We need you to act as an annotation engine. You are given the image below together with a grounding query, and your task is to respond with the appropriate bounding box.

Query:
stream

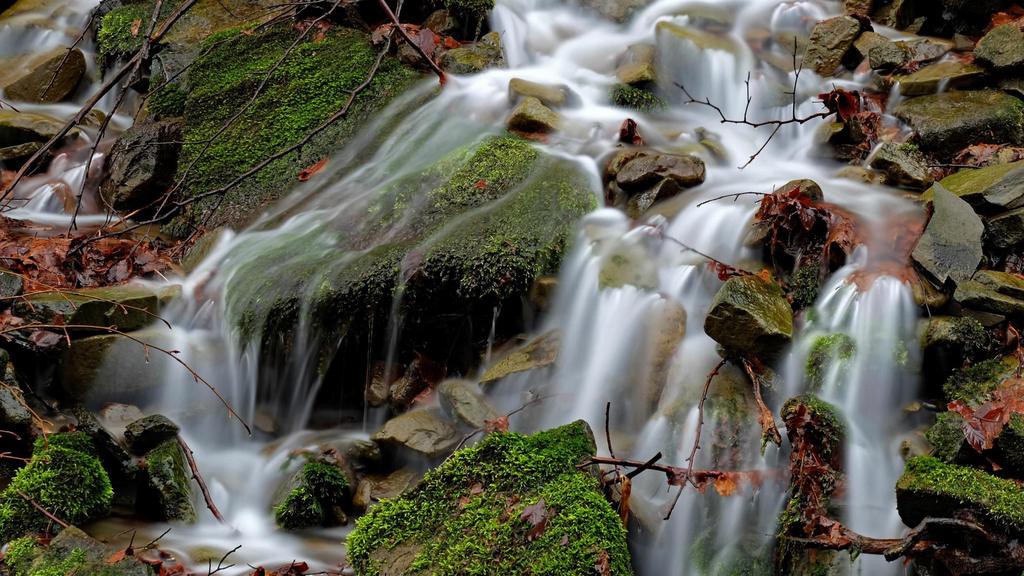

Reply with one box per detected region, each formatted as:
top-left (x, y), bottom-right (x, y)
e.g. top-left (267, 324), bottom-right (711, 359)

top-left (4, 0), bottom-right (928, 574)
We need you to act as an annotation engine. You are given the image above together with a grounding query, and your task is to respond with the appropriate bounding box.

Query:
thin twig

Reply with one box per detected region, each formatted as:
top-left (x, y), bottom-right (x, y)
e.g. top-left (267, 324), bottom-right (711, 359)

top-left (375, 0), bottom-right (445, 82)
top-left (696, 191), bottom-right (768, 207)
top-left (208, 545), bottom-right (241, 575)
top-left (41, 14), bottom-right (95, 100)
top-left (15, 489), bottom-right (70, 530)
top-left (177, 435), bottom-right (226, 523)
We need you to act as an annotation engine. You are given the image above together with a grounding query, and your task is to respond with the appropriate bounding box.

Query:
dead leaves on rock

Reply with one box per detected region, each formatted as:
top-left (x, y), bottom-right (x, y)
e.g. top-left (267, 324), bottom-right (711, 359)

top-left (950, 377), bottom-right (1024, 453)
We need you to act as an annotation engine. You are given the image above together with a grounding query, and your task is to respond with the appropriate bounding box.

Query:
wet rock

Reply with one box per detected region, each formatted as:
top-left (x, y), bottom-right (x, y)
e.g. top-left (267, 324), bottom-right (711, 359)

top-left (802, 16), bottom-right (862, 76)
top-left (347, 421), bottom-right (631, 575)
top-left (372, 409), bottom-right (458, 458)
top-left (925, 159), bottom-right (1024, 212)
top-left (598, 239), bottom-right (659, 289)
top-left (642, 297), bottom-right (686, 408)
top-left (438, 379), bottom-right (499, 428)
top-left (987, 207), bottom-right (1024, 249)
top-left (893, 60), bottom-right (984, 97)
top-left (389, 353), bottom-right (445, 411)
top-left (123, 414), bottom-right (180, 455)
top-left (480, 330), bottom-right (560, 385)
top-left (140, 438), bottom-right (196, 522)
top-left (365, 362), bottom-right (393, 407)
top-left (655, 21), bottom-right (741, 54)
top-left (508, 78), bottom-right (570, 108)
top-left (577, 0), bottom-right (650, 22)
top-left (871, 0), bottom-right (916, 30)
top-left (0, 141), bottom-right (41, 166)
top-left (868, 41), bottom-right (910, 70)
top-left (894, 90), bottom-right (1024, 155)
top-left (101, 119), bottom-right (183, 213)
top-left (850, 30), bottom-right (892, 63)
top-left (528, 276), bottom-right (558, 312)
top-left (14, 526), bottom-right (154, 576)
top-left (994, 414), bottom-right (1024, 476)
top-left (0, 379), bottom-right (30, 429)
top-left (704, 275), bottom-right (793, 359)
top-left (70, 407), bottom-right (138, 491)
top-left (843, 0), bottom-right (873, 15)
top-left (440, 31), bottom-right (504, 74)
top-left (954, 270), bottom-right (1024, 316)
top-left (925, 411), bottom-right (972, 464)
top-left (4, 47), bottom-right (85, 103)
top-left (613, 150), bottom-right (706, 192)
top-left (615, 43), bottom-right (656, 85)
top-left (868, 142), bottom-right (933, 189)
top-left (423, 9), bottom-right (459, 36)
top-left (912, 184), bottom-right (983, 286)
top-left (974, 23), bottom-right (1024, 72)
top-left (896, 456), bottom-right (1024, 532)
top-left (60, 334), bottom-right (161, 401)
top-left (0, 268), bottom-right (22, 299)
top-left (836, 165), bottom-right (886, 185)
top-left (0, 110), bottom-right (74, 147)
top-left (353, 469), bottom-right (419, 509)
top-left (507, 96), bottom-right (560, 134)
top-left (14, 284), bottom-right (160, 333)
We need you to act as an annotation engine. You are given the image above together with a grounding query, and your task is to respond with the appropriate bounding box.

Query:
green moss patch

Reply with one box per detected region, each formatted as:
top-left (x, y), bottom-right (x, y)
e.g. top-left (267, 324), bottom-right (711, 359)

top-left (781, 394), bottom-right (845, 459)
top-left (346, 421), bottom-right (632, 575)
top-left (943, 356), bottom-right (1018, 405)
top-left (610, 83), bottom-right (666, 112)
top-left (925, 411), bottom-right (968, 463)
top-left (168, 22), bottom-right (421, 233)
top-left (274, 460), bottom-right (350, 529)
top-left (0, 433), bottom-right (112, 543)
top-left (897, 456), bottom-right (1024, 531)
top-left (804, 333), bottom-right (855, 392)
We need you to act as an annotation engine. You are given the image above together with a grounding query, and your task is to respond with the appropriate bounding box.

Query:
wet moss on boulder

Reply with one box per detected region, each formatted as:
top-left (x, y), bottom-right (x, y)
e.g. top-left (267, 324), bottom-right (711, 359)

top-left (346, 421), bottom-right (632, 575)
top-left (0, 433), bottom-right (112, 543)
top-left (274, 459), bottom-right (351, 529)
top-left (896, 456), bottom-right (1024, 532)
top-left (167, 22), bottom-right (422, 233)
top-left (2, 527), bottom-right (155, 576)
top-left (139, 439), bottom-right (196, 523)
top-left (704, 274), bottom-right (794, 360)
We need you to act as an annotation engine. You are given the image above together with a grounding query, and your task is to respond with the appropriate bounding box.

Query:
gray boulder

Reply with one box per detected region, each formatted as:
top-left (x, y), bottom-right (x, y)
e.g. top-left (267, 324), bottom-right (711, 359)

top-left (987, 207), bottom-right (1024, 249)
top-left (912, 184), bottom-right (984, 286)
top-left (101, 119), bottom-right (183, 213)
top-left (124, 414), bottom-right (181, 455)
top-left (894, 90), bottom-right (1024, 155)
top-left (975, 23), bottom-right (1024, 72)
top-left (868, 143), bottom-right (933, 189)
top-left (372, 409), bottom-right (458, 458)
top-left (803, 16), bottom-right (862, 76)
top-left (438, 379), bottom-right (500, 428)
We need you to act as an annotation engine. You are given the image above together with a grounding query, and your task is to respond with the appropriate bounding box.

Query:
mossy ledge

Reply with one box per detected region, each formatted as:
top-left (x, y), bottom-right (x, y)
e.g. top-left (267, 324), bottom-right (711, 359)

top-left (345, 421), bottom-right (633, 575)
top-left (0, 433), bottom-right (113, 544)
top-left (896, 456), bottom-right (1024, 532)
top-left (166, 21), bottom-right (422, 233)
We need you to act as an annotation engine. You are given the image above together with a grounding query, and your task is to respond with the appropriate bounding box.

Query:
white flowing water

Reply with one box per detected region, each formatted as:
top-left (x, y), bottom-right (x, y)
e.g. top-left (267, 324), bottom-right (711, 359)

top-left (4, 0), bottom-right (931, 573)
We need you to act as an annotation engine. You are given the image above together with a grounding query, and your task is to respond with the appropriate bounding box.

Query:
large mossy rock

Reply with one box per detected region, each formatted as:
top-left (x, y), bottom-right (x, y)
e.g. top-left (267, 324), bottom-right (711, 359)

top-left (704, 275), bottom-right (793, 359)
top-left (2, 527), bottom-right (154, 576)
top-left (13, 285), bottom-right (161, 333)
top-left (894, 91), bottom-right (1024, 156)
top-left (0, 433), bottom-right (112, 543)
top-left (923, 160), bottom-right (1024, 213)
top-left (166, 22), bottom-right (422, 234)
top-left (224, 135), bottom-right (595, 388)
top-left (273, 457), bottom-right (351, 529)
top-left (897, 456), bottom-right (1024, 532)
top-left (347, 421), bottom-right (632, 575)
top-left (139, 438), bottom-right (196, 522)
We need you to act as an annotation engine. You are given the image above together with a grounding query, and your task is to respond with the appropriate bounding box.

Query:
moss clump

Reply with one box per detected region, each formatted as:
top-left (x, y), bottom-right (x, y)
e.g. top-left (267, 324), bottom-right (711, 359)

top-left (346, 421), bottom-right (632, 575)
top-left (0, 433), bottom-right (112, 543)
top-left (142, 439), bottom-right (196, 522)
top-left (25, 548), bottom-right (87, 576)
top-left (949, 317), bottom-right (990, 359)
top-left (168, 23), bottom-right (421, 233)
top-left (2, 537), bottom-right (40, 575)
top-left (897, 456), bottom-right (1024, 531)
top-left (147, 82), bottom-right (187, 118)
top-left (790, 262), bottom-right (821, 310)
top-left (781, 395), bottom-right (845, 459)
top-left (925, 411), bottom-right (967, 463)
top-left (943, 357), bottom-right (1016, 405)
top-left (804, 333), bottom-right (855, 391)
top-left (274, 460), bottom-right (350, 529)
top-left (96, 4), bottom-right (150, 66)
top-left (610, 83), bottom-right (665, 112)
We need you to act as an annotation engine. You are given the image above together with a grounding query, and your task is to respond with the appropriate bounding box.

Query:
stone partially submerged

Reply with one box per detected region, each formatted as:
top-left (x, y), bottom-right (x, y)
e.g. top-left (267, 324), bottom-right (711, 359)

top-left (347, 421), bottom-right (632, 575)
top-left (894, 91), bottom-right (1024, 155)
top-left (704, 275), bottom-right (793, 359)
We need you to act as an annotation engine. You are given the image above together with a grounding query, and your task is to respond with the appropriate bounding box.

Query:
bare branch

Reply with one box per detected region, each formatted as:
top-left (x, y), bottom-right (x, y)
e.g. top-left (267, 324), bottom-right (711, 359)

top-left (177, 435), bottom-right (227, 524)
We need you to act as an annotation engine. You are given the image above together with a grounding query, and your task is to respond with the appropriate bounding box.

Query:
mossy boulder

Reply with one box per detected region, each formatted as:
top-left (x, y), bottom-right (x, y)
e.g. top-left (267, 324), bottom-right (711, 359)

top-left (123, 414), bottom-right (180, 455)
top-left (346, 421), bottom-right (632, 575)
top-left (954, 269), bottom-right (1024, 317)
top-left (943, 355), bottom-right (1019, 405)
top-left (167, 22), bottom-right (422, 233)
top-left (781, 394), bottom-right (845, 459)
top-left (923, 159), bottom-right (1024, 213)
top-left (896, 456), bottom-right (1024, 532)
top-left (925, 411), bottom-right (971, 464)
top-left (0, 433), bottom-right (113, 543)
top-left (224, 134), bottom-right (595, 394)
top-left (13, 285), bottom-right (160, 334)
top-left (867, 142), bottom-right (933, 189)
top-left (439, 31), bottom-right (504, 74)
top-left (2, 527), bottom-right (154, 576)
top-left (891, 60), bottom-right (984, 97)
top-left (139, 439), bottom-right (195, 522)
top-left (994, 414), bottom-right (1024, 476)
top-left (986, 206), bottom-right (1024, 249)
top-left (274, 458), bottom-right (351, 529)
top-left (704, 275), bottom-right (793, 359)
top-left (894, 91), bottom-right (1024, 156)
top-left (610, 84), bottom-right (665, 112)
top-left (974, 23), bottom-right (1024, 72)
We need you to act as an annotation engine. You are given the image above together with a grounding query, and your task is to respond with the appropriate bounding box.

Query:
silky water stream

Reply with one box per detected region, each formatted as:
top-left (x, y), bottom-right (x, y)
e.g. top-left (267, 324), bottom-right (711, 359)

top-left (9, 0), bottom-right (930, 573)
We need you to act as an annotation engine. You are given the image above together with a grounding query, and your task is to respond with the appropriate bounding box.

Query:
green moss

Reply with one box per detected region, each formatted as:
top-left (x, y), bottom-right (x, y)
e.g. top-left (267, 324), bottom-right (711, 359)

top-left (440, 0), bottom-right (494, 31)
top-left (274, 460), bottom-right (350, 529)
top-left (147, 82), bottom-right (187, 118)
top-left (790, 262), bottom-right (821, 310)
top-left (804, 333), bottom-right (855, 392)
top-left (143, 439), bottom-right (196, 522)
top-left (97, 4), bottom-right (150, 65)
top-left (26, 548), bottom-right (87, 576)
top-left (949, 317), bottom-right (990, 359)
top-left (0, 433), bottom-right (112, 543)
top-left (346, 421), bottom-right (632, 575)
top-left (169, 23), bottom-right (421, 233)
top-left (781, 394), bottom-right (845, 458)
top-left (925, 411), bottom-right (967, 463)
top-left (610, 83), bottom-right (666, 112)
top-left (897, 456), bottom-right (1024, 530)
top-left (995, 414), bottom-right (1024, 473)
top-left (3, 537), bottom-right (40, 576)
top-left (943, 357), bottom-right (1016, 405)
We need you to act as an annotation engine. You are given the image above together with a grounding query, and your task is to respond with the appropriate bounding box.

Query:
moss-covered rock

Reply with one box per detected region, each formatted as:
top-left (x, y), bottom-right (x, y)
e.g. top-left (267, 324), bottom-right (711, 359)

top-left (139, 439), bottom-right (195, 522)
top-left (3, 527), bottom-right (154, 576)
top-left (804, 333), bottom-right (855, 392)
top-left (954, 269), bottom-right (1024, 317)
top-left (704, 275), bottom-right (793, 360)
top-left (974, 23), bottom-right (1024, 72)
top-left (610, 83), bottom-right (665, 112)
top-left (896, 455), bottom-right (1024, 531)
top-left (167, 22), bottom-right (422, 233)
top-left (943, 355), bottom-right (1018, 405)
top-left (894, 91), bottom-right (1024, 156)
top-left (225, 134), bottom-right (594, 393)
top-left (923, 159), bottom-right (1024, 213)
top-left (994, 414), bottom-right (1024, 476)
top-left (0, 433), bottom-right (113, 543)
top-left (925, 411), bottom-right (970, 463)
top-left (781, 394), bottom-right (845, 460)
top-left (13, 285), bottom-right (160, 334)
top-left (274, 459), bottom-right (350, 529)
top-left (346, 421), bottom-right (631, 575)
top-left (440, 31), bottom-right (504, 74)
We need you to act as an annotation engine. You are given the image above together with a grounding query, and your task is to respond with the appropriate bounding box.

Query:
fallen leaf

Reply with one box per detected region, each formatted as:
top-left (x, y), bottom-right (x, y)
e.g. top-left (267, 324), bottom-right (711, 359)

top-left (298, 158), bottom-right (328, 182)
top-left (130, 18), bottom-right (142, 37)
top-left (519, 498), bottom-right (550, 541)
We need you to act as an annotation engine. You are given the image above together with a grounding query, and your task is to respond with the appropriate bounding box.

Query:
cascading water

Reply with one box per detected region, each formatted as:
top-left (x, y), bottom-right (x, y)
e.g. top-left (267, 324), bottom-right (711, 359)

top-left (14, 0), bottom-right (934, 573)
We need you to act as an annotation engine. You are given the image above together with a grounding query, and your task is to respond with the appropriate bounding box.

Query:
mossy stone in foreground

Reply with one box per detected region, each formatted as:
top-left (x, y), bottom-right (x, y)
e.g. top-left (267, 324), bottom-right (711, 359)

top-left (274, 460), bottom-right (350, 529)
top-left (704, 275), bottom-right (793, 360)
top-left (346, 421), bottom-right (632, 575)
top-left (896, 456), bottom-right (1024, 531)
top-left (0, 433), bottom-right (112, 543)
top-left (894, 91), bottom-right (1024, 156)
top-left (168, 22), bottom-right (421, 233)
top-left (942, 356), bottom-right (1018, 405)
top-left (140, 439), bottom-right (196, 523)
top-left (3, 527), bottom-right (154, 576)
